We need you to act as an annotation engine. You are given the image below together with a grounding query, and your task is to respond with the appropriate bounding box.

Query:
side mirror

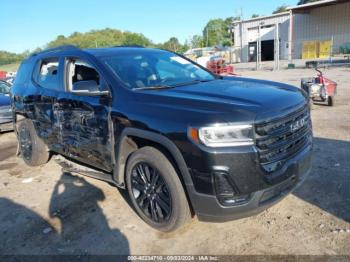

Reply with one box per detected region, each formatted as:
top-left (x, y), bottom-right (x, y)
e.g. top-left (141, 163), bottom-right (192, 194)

top-left (71, 80), bottom-right (110, 97)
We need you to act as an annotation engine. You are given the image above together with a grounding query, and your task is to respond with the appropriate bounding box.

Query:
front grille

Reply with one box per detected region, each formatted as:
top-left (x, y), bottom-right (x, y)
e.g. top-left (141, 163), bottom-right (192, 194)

top-left (255, 105), bottom-right (312, 173)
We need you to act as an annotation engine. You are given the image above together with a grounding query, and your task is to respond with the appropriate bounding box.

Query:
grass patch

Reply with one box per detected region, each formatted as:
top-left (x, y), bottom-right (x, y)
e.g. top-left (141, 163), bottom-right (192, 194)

top-left (0, 63), bottom-right (20, 72)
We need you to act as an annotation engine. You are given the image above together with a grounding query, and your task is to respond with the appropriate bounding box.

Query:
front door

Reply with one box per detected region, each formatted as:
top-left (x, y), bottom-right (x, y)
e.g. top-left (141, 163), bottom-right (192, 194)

top-left (54, 57), bottom-right (112, 172)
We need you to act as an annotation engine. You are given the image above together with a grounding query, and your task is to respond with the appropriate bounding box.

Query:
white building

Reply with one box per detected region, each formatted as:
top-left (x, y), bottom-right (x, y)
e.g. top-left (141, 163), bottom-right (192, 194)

top-left (233, 12), bottom-right (290, 63)
top-left (232, 0), bottom-right (350, 63)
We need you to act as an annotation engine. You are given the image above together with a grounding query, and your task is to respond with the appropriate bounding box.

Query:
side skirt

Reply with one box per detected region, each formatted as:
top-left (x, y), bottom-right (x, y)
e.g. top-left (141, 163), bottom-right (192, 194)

top-left (54, 155), bottom-right (118, 186)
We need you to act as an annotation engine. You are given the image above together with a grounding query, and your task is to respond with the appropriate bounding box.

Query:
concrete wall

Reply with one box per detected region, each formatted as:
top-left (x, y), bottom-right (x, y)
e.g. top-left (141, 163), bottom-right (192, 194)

top-left (292, 1), bottom-right (350, 59)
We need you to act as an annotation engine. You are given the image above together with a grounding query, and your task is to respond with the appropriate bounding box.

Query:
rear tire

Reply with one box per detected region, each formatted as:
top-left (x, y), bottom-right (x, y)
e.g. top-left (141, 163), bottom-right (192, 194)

top-left (17, 119), bottom-right (50, 166)
top-left (327, 96), bottom-right (335, 106)
top-left (125, 147), bottom-right (191, 232)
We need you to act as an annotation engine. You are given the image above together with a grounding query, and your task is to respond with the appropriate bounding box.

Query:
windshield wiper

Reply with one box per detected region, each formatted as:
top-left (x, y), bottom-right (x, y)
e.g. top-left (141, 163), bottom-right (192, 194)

top-left (197, 79), bottom-right (215, 83)
top-left (133, 85), bottom-right (173, 91)
top-left (134, 79), bottom-right (215, 90)
top-left (170, 79), bottom-right (215, 88)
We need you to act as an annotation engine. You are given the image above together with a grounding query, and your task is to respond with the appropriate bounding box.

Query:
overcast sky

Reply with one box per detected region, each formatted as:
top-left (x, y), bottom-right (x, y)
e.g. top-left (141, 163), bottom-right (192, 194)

top-left (2, 0), bottom-right (297, 53)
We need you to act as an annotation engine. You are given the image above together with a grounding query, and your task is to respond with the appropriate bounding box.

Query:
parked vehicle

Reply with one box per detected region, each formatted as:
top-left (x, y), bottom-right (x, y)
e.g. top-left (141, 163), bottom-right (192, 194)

top-left (0, 71), bottom-right (7, 80)
top-left (11, 45), bottom-right (313, 232)
top-left (301, 69), bottom-right (337, 106)
top-left (0, 80), bottom-right (13, 132)
top-left (4, 76), bottom-right (16, 85)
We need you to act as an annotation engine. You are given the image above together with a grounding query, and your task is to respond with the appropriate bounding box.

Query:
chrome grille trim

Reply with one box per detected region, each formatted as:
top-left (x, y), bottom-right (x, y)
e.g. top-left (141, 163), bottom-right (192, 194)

top-left (255, 105), bottom-right (312, 173)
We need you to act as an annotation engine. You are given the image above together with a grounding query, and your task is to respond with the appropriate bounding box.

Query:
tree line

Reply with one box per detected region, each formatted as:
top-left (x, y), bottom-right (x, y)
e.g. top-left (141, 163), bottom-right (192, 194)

top-left (0, 0), bottom-right (322, 66)
top-left (0, 51), bottom-right (27, 66)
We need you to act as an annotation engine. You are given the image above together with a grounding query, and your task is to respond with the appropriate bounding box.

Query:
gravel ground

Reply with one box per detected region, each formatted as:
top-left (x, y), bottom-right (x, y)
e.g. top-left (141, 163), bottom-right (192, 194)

top-left (0, 67), bottom-right (349, 255)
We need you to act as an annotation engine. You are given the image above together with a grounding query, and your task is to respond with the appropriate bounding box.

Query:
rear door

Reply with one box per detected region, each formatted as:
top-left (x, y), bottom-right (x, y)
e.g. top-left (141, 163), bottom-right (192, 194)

top-left (31, 57), bottom-right (64, 144)
top-left (54, 56), bottom-right (112, 172)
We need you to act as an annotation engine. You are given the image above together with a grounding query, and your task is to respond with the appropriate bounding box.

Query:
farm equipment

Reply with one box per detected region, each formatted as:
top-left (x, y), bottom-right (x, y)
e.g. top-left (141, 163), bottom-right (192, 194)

top-left (206, 59), bottom-right (235, 75)
top-left (301, 69), bottom-right (337, 106)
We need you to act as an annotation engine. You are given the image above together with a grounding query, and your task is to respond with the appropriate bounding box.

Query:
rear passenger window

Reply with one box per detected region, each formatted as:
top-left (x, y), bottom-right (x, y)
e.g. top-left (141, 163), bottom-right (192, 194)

top-left (36, 58), bottom-right (60, 90)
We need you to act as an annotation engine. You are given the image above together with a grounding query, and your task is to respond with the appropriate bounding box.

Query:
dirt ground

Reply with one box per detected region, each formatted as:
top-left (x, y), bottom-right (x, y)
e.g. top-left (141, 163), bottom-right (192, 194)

top-left (0, 67), bottom-right (349, 255)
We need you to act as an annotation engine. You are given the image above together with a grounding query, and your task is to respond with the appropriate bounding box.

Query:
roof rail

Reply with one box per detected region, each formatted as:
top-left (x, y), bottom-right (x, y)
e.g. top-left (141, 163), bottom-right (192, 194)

top-left (31, 45), bottom-right (81, 57)
top-left (113, 45), bottom-right (144, 48)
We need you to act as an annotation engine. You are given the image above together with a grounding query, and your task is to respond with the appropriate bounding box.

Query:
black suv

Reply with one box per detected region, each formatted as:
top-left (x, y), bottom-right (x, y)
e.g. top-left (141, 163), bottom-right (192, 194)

top-left (11, 45), bottom-right (312, 232)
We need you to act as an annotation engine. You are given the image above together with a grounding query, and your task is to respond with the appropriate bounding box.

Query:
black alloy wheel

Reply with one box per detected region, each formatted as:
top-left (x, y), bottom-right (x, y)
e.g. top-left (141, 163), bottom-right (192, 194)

top-left (17, 119), bottom-right (50, 166)
top-left (125, 147), bottom-right (191, 232)
top-left (131, 162), bottom-right (172, 223)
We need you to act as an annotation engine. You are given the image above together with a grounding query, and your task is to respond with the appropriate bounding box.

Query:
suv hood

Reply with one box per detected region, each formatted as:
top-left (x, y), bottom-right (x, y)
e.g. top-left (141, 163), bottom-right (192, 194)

top-left (167, 78), bottom-right (303, 107)
top-left (133, 77), bottom-right (307, 124)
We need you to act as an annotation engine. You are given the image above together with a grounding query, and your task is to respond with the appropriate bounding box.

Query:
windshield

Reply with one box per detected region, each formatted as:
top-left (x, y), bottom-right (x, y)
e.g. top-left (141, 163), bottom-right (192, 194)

top-left (0, 82), bottom-right (10, 94)
top-left (101, 50), bottom-right (215, 89)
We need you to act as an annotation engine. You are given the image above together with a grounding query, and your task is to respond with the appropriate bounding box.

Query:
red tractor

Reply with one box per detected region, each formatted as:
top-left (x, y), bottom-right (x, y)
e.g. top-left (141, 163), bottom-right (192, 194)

top-left (301, 69), bottom-right (337, 106)
top-left (206, 59), bottom-right (235, 76)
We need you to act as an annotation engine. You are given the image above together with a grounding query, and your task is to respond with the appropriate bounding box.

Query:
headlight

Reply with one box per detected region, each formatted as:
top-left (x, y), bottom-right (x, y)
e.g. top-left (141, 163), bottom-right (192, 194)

top-left (188, 124), bottom-right (254, 147)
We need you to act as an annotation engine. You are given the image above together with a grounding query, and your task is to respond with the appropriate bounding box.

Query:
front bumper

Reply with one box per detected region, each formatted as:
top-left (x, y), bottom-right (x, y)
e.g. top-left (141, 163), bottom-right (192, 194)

top-left (186, 144), bottom-right (312, 222)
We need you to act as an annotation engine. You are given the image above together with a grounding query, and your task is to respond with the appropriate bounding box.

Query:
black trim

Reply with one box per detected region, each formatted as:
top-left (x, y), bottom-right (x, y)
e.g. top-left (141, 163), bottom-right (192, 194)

top-left (113, 128), bottom-right (194, 187)
top-left (192, 146), bottom-right (312, 222)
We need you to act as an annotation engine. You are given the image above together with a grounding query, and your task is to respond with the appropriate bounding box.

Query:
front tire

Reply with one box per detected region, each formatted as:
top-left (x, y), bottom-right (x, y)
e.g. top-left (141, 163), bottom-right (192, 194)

top-left (17, 119), bottom-right (50, 166)
top-left (125, 147), bottom-right (191, 232)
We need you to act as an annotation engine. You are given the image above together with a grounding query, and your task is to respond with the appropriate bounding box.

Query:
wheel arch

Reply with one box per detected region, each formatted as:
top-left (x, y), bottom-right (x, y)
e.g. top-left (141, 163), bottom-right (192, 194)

top-left (113, 128), bottom-right (194, 191)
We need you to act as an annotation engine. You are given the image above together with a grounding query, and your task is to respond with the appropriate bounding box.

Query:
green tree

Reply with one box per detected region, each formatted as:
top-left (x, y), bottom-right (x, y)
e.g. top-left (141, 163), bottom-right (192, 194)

top-left (0, 15), bottom-right (249, 66)
top-left (273, 4), bottom-right (288, 14)
top-left (203, 19), bottom-right (224, 47)
top-left (122, 31), bottom-right (153, 47)
top-left (161, 37), bottom-right (182, 52)
top-left (189, 35), bottom-right (204, 49)
top-left (46, 28), bottom-right (153, 49)
top-left (0, 51), bottom-right (25, 66)
top-left (181, 42), bottom-right (190, 54)
top-left (202, 17), bottom-right (239, 47)
top-left (251, 14), bottom-right (260, 18)
top-left (223, 17), bottom-right (237, 46)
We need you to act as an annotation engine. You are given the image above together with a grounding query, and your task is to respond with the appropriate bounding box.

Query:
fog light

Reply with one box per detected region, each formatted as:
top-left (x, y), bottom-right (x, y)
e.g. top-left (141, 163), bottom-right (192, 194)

top-left (213, 172), bottom-right (250, 206)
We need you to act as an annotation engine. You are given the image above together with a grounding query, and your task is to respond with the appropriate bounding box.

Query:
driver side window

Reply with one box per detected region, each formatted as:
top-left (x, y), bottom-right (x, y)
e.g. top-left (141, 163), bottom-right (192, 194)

top-left (67, 58), bottom-right (107, 93)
